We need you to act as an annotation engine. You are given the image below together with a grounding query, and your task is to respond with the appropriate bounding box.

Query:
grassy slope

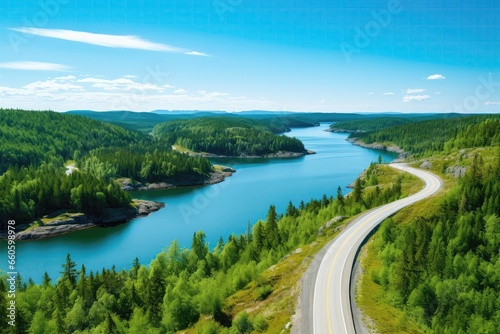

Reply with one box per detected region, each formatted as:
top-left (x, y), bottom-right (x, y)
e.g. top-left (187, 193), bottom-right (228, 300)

top-left (356, 146), bottom-right (498, 333)
top-left (182, 165), bottom-right (423, 334)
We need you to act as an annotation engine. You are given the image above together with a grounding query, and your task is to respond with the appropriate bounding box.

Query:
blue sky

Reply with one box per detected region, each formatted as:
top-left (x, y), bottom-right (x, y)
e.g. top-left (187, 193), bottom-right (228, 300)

top-left (0, 0), bottom-right (499, 113)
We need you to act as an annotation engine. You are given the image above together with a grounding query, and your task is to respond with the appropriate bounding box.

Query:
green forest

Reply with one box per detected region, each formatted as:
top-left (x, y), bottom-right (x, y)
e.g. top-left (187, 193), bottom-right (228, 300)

top-left (330, 117), bottom-right (412, 132)
top-left (67, 110), bottom-right (318, 134)
top-left (0, 109), bottom-right (214, 229)
top-left (82, 147), bottom-right (213, 184)
top-left (152, 117), bottom-right (306, 156)
top-left (2, 110), bottom-right (499, 333)
top-left (0, 109), bottom-right (142, 174)
top-left (351, 114), bottom-right (500, 157)
top-left (360, 117), bottom-right (500, 333)
top-left (0, 162), bottom-right (410, 333)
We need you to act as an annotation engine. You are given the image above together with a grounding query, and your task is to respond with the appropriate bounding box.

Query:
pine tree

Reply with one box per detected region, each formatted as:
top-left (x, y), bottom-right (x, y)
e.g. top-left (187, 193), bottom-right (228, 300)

top-left (146, 267), bottom-right (165, 326)
top-left (286, 201), bottom-right (298, 217)
top-left (191, 231), bottom-right (208, 261)
top-left (336, 186), bottom-right (344, 206)
top-left (104, 312), bottom-right (118, 334)
top-left (252, 221), bottom-right (265, 251)
top-left (265, 205), bottom-right (281, 249)
top-left (131, 257), bottom-right (140, 280)
top-left (42, 272), bottom-right (52, 288)
top-left (60, 254), bottom-right (78, 287)
top-left (352, 178), bottom-right (363, 203)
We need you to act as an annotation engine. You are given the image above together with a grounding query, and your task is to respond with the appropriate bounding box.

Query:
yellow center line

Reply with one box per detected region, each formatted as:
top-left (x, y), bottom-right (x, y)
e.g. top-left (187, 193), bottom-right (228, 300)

top-left (325, 202), bottom-right (397, 333)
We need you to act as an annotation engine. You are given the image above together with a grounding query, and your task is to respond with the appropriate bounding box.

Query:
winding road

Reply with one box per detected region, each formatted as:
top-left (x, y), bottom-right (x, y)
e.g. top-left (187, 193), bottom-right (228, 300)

top-left (310, 163), bottom-right (442, 334)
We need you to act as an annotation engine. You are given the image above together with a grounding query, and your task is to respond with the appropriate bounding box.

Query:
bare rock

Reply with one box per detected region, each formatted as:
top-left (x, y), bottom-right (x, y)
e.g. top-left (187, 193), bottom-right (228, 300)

top-left (8, 200), bottom-right (165, 240)
top-left (318, 216), bottom-right (346, 235)
top-left (420, 161), bottom-right (432, 169)
top-left (446, 165), bottom-right (467, 178)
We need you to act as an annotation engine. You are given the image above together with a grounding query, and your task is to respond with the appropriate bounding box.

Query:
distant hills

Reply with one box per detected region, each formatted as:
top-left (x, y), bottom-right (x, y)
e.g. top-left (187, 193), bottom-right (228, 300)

top-left (66, 110), bottom-right (322, 133)
top-left (66, 109), bottom-right (488, 134)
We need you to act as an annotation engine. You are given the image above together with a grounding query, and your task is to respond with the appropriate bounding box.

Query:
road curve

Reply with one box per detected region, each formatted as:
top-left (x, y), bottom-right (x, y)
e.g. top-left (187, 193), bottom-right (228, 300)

top-left (312, 163), bottom-right (442, 334)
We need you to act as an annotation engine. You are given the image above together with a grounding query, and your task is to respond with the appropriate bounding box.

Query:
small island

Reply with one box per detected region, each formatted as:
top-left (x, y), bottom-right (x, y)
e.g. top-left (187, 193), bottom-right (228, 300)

top-left (153, 117), bottom-right (313, 158)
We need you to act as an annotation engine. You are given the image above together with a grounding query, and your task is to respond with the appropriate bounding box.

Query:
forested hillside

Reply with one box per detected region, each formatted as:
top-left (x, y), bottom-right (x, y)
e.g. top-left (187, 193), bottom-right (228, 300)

top-left (0, 109), bottom-right (213, 229)
top-left (0, 163), bottom-right (413, 333)
top-left (0, 109), bottom-right (142, 173)
top-left (330, 117), bottom-right (412, 132)
top-left (359, 117), bottom-right (500, 333)
top-left (352, 114), bottom-right (500, 156)
top-left (153, 117), bottom-right (306, 156)
top-left (82, 147), bottom-right (213, 183)
top-left (68, 110), bottom-right (318, 133)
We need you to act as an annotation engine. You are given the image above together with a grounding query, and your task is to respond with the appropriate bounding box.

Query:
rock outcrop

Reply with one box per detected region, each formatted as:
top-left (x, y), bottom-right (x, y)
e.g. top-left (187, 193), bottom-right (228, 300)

top-left (347, 138), bottom-right (408, 161)
top-left (119, 167), bottom-right (236, 191)
top-left (9, 200), bottom-right (165, 240)
top-left (420, 161), bottom-right (432, 169)
top-left (445, 165), bottom-right (467, 178)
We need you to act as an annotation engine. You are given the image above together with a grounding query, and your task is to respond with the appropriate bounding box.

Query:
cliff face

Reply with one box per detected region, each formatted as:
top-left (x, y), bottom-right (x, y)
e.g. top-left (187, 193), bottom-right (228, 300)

top-left (9, 200), bottom-right (165, 240)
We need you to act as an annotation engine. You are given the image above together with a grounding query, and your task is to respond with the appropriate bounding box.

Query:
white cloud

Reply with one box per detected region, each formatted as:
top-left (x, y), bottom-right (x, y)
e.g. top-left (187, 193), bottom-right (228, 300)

top-left (484, 101), bottom-right (500, 105)
top-left (10, 28), bottom-right (206, 55)
top-left (383, 92), bottom-right (395, 95)
top-left (123, 75), bottom-right (138, 78)
top-left (403, 95), bottom-right (431, 103)
top-left (427, 74), bottom-right (446, 80)
top-left (185, 51), bottom-right (210, 57)
top-left (174, 89), bottom-right (188, 94)
top-left (54, 75), bottom-right (77, 81)
top-left (0, 61), bottom-right (71, 71)
top-left (435, 91), bottom-right (442, 95)
top-left (0, 75), bottom-right (270, 111)
top-left (406, 88), bottom-right (426, 94)
top-left (77, 77), bottom-right (167, 91)
top-left (368, 92), bottom-right (374, 95)
top-left (23, 80), bottom-right (83, 92)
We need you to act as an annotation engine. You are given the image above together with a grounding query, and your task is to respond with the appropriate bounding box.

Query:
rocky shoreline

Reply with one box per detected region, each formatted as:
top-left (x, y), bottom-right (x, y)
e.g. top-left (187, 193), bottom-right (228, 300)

top-left (181, 150), bottom-right (316, 159)
top-left (347, 138), bottom-right (408, 162)
top-left (324, 128), bottom-right (364, 134)
top-left (3, 200), bottom-right (165, 241)
top-left (3, 166), bottom-right (238, 240)
top-left (119, 166), bottom-right (237, 191)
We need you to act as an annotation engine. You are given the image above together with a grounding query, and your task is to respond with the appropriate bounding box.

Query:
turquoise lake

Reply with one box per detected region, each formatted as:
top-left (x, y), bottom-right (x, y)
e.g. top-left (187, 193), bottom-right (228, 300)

top-left (1, 124), bottom-right (397, 282)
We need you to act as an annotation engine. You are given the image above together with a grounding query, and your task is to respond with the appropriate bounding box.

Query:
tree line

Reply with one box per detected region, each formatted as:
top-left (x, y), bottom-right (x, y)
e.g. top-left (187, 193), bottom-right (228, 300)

top-left (352, 114), bottom-right (500, 157)
top-left (82, 146), bottom-right (213, 184)
top-left (330, 117), bottom-right (412, 132)
top-left (0, 109), bottom-right (143, 174)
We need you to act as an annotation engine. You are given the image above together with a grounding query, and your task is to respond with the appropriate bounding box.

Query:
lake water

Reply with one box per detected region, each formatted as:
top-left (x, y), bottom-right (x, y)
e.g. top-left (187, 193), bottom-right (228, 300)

top-left (1, 124), bottom-right (396, 282)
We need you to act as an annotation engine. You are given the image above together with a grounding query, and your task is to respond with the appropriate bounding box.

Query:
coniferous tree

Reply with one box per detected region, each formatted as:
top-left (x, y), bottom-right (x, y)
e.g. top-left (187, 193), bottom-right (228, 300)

top-left (60, 254), bottom-right (78, 287)
top-left (265, 205), bottom-right (281, 249)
